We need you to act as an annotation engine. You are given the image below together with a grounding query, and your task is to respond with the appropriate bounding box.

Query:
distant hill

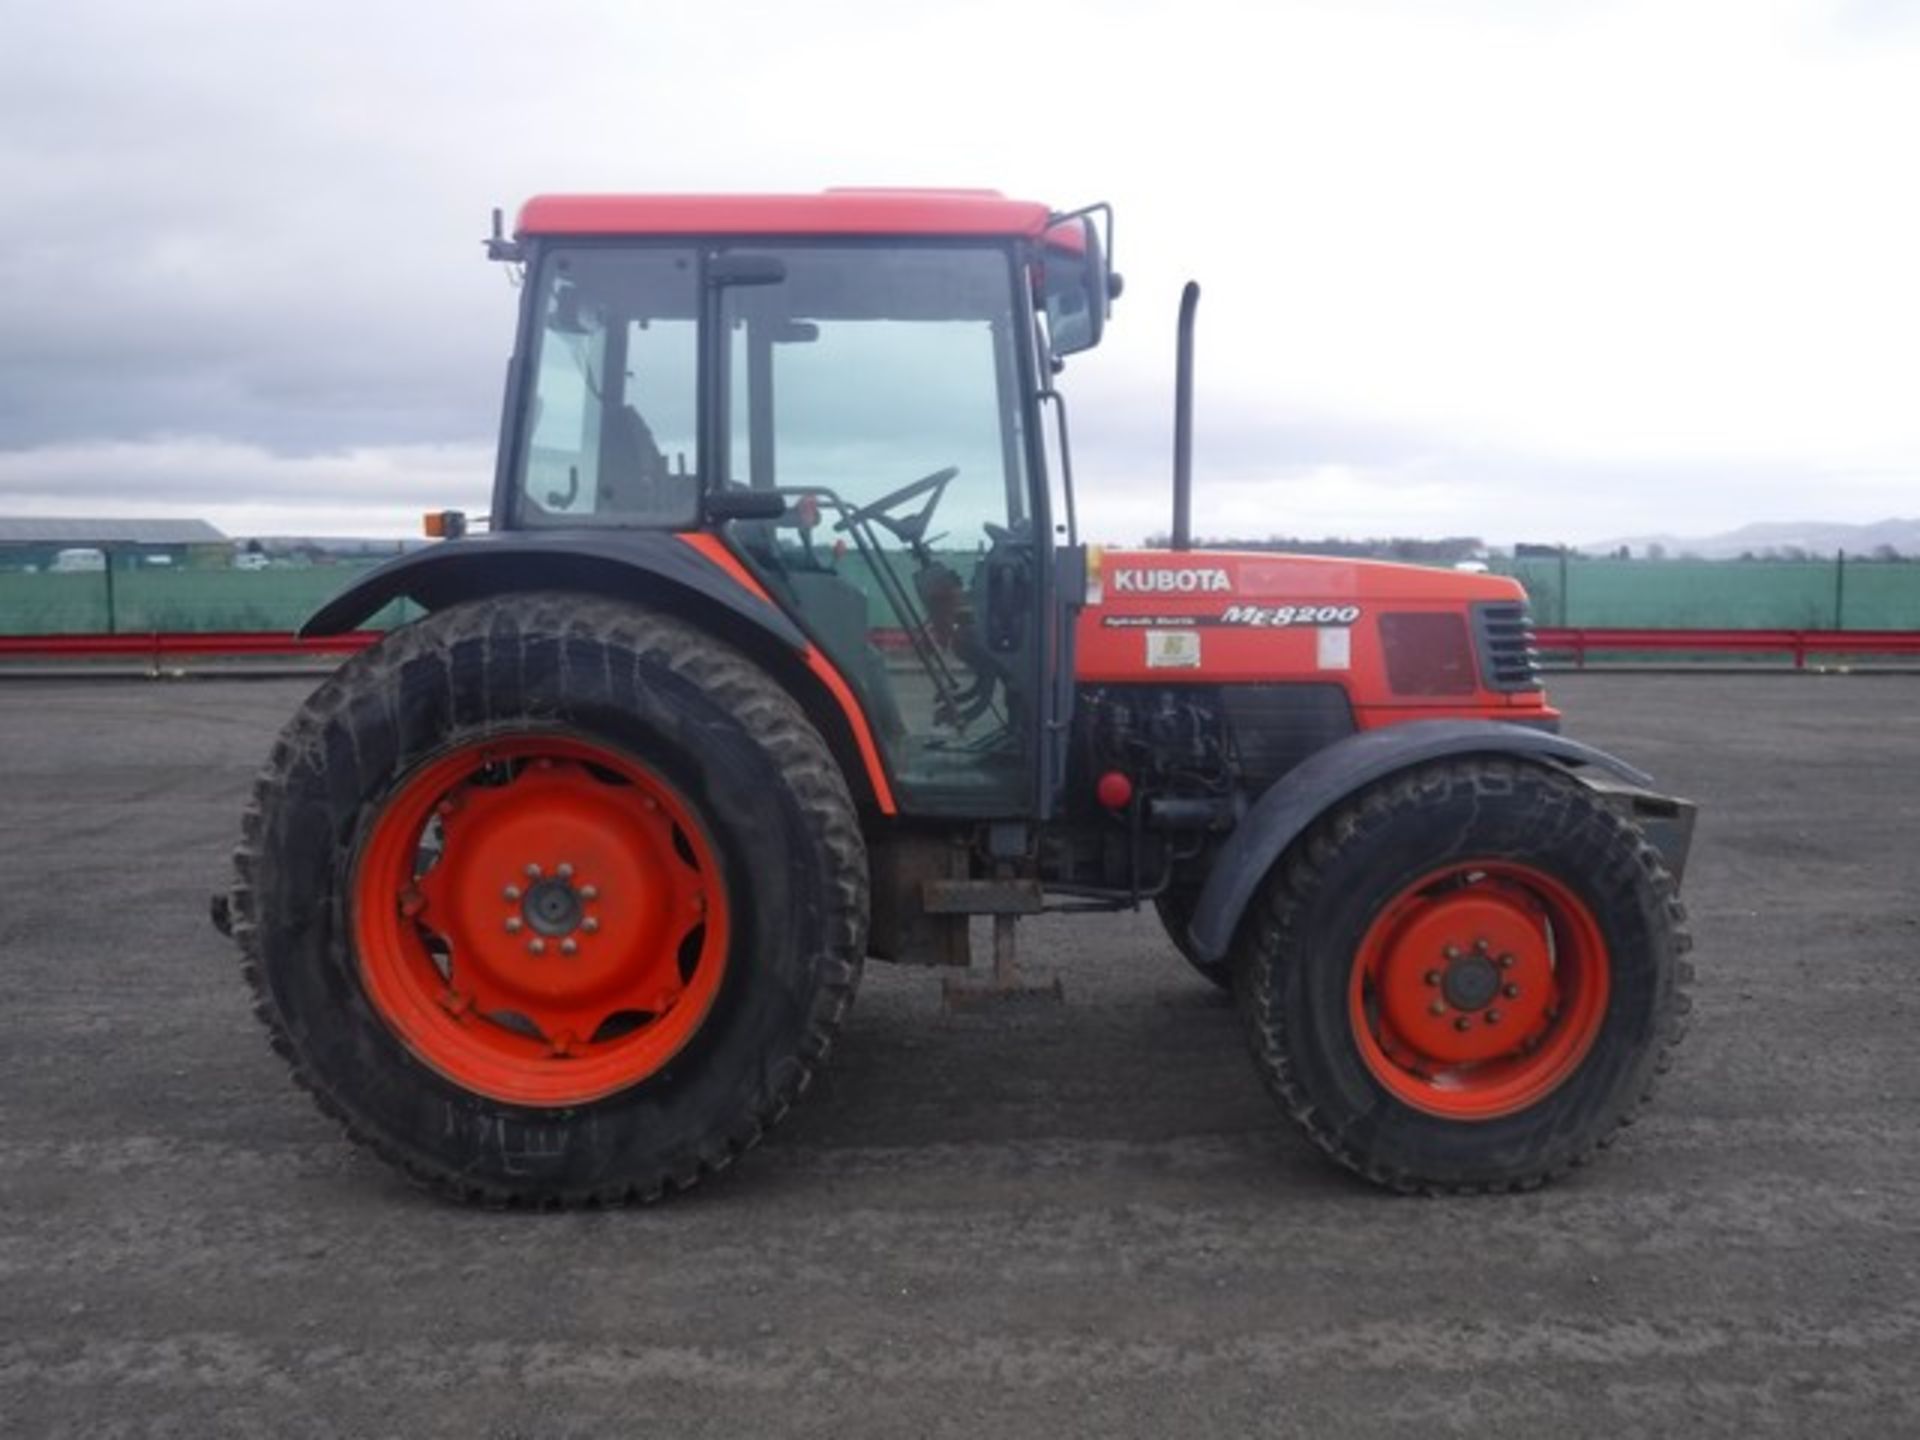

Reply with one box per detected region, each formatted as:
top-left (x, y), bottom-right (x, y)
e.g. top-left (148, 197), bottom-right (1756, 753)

top-left (1586, 517), bottom-right (1920, 559)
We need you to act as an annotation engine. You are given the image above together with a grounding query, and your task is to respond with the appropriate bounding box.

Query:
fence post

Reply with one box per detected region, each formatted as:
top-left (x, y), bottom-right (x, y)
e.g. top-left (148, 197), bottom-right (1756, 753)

top-left (1834, 549), bottom-right (1845, 630)
top-left (1559, 546), bottom-right (1570, 626)
top-left (102, 548), bottom-right (117, 635)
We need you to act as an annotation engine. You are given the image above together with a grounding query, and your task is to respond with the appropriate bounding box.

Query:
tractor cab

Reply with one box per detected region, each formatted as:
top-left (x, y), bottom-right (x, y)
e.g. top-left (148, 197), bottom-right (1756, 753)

top-left (491, 192), bottom-right (1115, 817)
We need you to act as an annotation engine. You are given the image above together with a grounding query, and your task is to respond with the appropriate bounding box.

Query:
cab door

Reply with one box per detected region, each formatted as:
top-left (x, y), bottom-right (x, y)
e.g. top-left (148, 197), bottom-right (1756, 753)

top-left (713, 243), bottom-right (1044, 817)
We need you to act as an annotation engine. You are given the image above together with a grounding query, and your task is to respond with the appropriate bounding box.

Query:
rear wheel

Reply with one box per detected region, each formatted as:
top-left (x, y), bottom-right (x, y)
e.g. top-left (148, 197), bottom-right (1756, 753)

top-left (1234, 758), bottom-right (1690, 1193)
top-left (229, 594), bottom-right (867, 1204)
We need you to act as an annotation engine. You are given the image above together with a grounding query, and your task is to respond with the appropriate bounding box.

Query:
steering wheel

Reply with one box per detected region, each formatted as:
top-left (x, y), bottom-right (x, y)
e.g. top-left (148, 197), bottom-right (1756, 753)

top-left (835, 466), bottom-right (959, 548)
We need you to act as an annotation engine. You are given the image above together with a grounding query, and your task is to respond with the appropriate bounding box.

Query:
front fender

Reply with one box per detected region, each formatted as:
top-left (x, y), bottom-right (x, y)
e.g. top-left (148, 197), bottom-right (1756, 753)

top-left (1185, 720), bottom-right (1688, 966)
top-left (301, 529), bottom-right (805, 649)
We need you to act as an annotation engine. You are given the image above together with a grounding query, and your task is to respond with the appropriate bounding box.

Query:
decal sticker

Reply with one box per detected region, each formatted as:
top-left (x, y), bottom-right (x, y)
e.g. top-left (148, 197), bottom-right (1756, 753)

top-left (1317, 626), bottom-right (1352, 670)
top-left (1111, 567), bottom-right (1232, 594)
top-left (1145, 630), bottom-right (1203, 668)
top-left (1101, 605), bottom-right (1362, 630)
top-left (1218, 604), bottom-right (1362, 628)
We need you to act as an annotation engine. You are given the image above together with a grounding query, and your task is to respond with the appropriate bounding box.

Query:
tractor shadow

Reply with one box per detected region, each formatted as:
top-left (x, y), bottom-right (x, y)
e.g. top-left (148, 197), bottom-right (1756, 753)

top-left (764, 922), bottom-right (1294, 1169)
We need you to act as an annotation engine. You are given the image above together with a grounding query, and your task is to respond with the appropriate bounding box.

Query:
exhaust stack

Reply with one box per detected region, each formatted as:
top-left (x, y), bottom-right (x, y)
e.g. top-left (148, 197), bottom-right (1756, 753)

top-left (1171, 281), bottom-right (1200, 550)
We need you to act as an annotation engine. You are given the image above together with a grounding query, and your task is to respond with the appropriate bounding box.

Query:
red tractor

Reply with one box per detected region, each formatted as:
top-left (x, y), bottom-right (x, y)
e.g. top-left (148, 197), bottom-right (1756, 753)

top-left (222, 191), bottom-right (1693, 1203)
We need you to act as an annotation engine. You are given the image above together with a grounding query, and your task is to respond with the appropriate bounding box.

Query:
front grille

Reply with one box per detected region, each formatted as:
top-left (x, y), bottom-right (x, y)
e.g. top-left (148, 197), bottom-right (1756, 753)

top-left (1473, 600), bottom-right (1542, 691)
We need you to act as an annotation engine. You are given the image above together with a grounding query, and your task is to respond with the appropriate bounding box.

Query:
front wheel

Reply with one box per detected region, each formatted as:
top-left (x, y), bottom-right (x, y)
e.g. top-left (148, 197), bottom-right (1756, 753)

top-left (1233, 758), bottom-right (1691, 1193)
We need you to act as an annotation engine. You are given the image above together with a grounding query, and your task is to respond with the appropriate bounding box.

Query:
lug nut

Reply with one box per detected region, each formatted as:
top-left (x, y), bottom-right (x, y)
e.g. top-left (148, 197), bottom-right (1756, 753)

top-left (1485, 1008), bottom-right (1502, 1025)
top-left (525, 863), bottom-right (542, 878)
top-left (1454, 1017), bottom-right (1473, 1032)
top-left (1429, 1001), bottom-right (1447, 1017)
top-left (1498, 953), bottom-right (1516, 969)
top-left (1474, 938), bottom-right (1490, 953)
top-left (560, 938), bottom-right (578, 955)
top-left (505, 917), bottom-right (523, 933)
top-left (1503, 983), bottom-right (1521, 999)
top-left (528, 938), bottom-right (546, 955)
top-left (582, 918), bottom-right (599, 934)
top-left (1424, 969), bottom-right (1442, 986)
top-left (503, 884), bottom-right (521, 902)
top-left (557, 863), bottom-right (574, 879)
top-left (1444, 945), bottom-right (1461, 960)
top-left (580, 885), bottom-right (599, 901)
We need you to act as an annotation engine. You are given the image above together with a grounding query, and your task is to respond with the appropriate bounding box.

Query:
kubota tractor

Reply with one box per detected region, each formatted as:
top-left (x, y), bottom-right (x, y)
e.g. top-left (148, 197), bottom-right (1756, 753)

top-left (221, 191), bottom-right (1694, 1203)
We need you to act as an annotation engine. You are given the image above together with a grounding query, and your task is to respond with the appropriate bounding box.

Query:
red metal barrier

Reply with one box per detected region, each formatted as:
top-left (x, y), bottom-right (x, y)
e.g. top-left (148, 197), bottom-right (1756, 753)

top-left (1534, 628), bottom-right (1920, 669)
top-left (0, 631), bottom-right (383, 661)
top-left (2, 627), bottom-right (1918, 669)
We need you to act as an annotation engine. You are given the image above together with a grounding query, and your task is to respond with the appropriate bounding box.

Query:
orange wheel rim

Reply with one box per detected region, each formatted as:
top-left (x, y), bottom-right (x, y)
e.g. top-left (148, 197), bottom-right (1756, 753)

top-left (352, 736), bottom-right (730, 1107)
top-left (1348, 861), bottom-right (1609, 1120)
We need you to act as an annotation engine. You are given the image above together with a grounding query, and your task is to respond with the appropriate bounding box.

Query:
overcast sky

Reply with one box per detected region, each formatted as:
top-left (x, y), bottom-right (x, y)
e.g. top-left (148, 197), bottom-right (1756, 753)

top-left (2, 0), bottom-right (1915, 545)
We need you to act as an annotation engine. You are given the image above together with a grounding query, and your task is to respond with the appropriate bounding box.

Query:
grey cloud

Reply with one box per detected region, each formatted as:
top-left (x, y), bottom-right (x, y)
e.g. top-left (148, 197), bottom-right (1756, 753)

top-left (1, 1), bottom-right (1911, 543)
top-left (0, 4), bottom-right (539, 456)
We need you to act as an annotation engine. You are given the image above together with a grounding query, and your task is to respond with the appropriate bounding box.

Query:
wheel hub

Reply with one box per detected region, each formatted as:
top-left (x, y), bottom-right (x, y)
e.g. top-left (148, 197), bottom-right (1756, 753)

top-left (1440, 952), bottom-right (1501, 1012)
top-left (522, 876), bottom-right (585, 937)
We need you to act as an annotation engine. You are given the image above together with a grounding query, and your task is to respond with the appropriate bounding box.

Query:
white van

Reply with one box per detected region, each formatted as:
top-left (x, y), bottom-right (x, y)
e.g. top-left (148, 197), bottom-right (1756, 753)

top-left (51, 548), bottom-right (107, 574)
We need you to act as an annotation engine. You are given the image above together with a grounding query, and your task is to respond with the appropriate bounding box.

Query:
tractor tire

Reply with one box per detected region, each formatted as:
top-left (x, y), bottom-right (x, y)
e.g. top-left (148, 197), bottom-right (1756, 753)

top-left (1232, 757), bottom-right (1690, 1194)
top-left (1154, 891), bottom-right (1231, 992)
top-left (227, 594), bottom-right (867, 1205)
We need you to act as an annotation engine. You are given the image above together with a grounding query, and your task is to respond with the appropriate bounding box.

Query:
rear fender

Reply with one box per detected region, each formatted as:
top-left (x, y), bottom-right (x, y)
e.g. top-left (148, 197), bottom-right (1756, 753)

top-left (302, 530), bottom-right (897, 813)
top-left (1184, 720), bottom-right (1691, 965)
top-left (302, 530), bottom-right (804, 645)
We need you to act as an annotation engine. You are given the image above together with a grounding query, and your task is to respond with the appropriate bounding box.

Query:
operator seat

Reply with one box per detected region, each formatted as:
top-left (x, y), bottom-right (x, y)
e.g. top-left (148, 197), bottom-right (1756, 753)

top-left (602, 404), bottom-right (697, 516)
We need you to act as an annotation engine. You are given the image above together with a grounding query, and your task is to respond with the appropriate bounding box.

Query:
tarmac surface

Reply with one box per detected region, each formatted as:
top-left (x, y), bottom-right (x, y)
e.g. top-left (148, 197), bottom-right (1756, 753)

top-left (0, 672), bottom-right (1915, 1438)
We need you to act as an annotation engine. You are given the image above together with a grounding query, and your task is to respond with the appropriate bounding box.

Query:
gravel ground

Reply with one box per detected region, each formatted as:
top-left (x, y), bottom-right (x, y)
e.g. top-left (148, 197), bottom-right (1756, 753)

top-left (0, 672), bottom-right (1915, 1439)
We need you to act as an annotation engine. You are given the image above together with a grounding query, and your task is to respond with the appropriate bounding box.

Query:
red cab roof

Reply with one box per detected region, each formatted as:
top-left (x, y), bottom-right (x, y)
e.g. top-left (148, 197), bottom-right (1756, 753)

top-left (516, 189), bottom-right (1056, 240)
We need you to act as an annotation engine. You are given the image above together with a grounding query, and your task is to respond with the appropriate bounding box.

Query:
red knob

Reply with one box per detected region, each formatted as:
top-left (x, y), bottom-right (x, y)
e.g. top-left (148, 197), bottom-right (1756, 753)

top-left (1096, 771), bottom-right (1134, 810)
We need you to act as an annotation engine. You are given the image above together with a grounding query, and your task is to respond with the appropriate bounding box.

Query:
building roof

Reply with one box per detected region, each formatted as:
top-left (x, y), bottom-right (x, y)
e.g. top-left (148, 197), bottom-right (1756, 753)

top-left (516, 189), bottom-right (1056, 240)
top-left (0, 517), bottom-right (227, 545)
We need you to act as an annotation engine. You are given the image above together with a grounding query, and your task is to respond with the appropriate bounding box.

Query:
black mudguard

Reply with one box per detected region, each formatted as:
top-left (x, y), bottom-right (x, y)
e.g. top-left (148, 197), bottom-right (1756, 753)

top-left (301, 529), bottom-right (805, 648)
top-left (1184, 720), bottom-right (1694, 966)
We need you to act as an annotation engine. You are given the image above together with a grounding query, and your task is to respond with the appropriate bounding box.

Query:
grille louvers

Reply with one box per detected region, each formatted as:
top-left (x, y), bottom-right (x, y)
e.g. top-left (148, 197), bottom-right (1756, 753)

top-left (1472, 600), bottom-right (1543, 691)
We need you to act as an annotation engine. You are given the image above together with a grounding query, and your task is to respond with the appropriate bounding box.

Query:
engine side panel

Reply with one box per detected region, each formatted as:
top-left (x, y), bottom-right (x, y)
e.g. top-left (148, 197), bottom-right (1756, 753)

top-left (1073, 548), bottom-right (1557, 727)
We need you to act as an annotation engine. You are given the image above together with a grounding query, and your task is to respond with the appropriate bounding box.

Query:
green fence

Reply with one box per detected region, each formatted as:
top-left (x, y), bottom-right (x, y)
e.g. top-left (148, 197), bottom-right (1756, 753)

top-left (3, 554), bottom-right (1918, 638)
top-left (0, 564), bottom-right (416, 637)
top-left (1491, 556), bottom-right (1920, 630)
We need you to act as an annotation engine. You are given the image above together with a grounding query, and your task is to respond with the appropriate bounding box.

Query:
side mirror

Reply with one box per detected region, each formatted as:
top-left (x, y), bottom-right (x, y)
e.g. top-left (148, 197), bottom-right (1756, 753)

top-left (1040, 209), bottom-right (1113, 357)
